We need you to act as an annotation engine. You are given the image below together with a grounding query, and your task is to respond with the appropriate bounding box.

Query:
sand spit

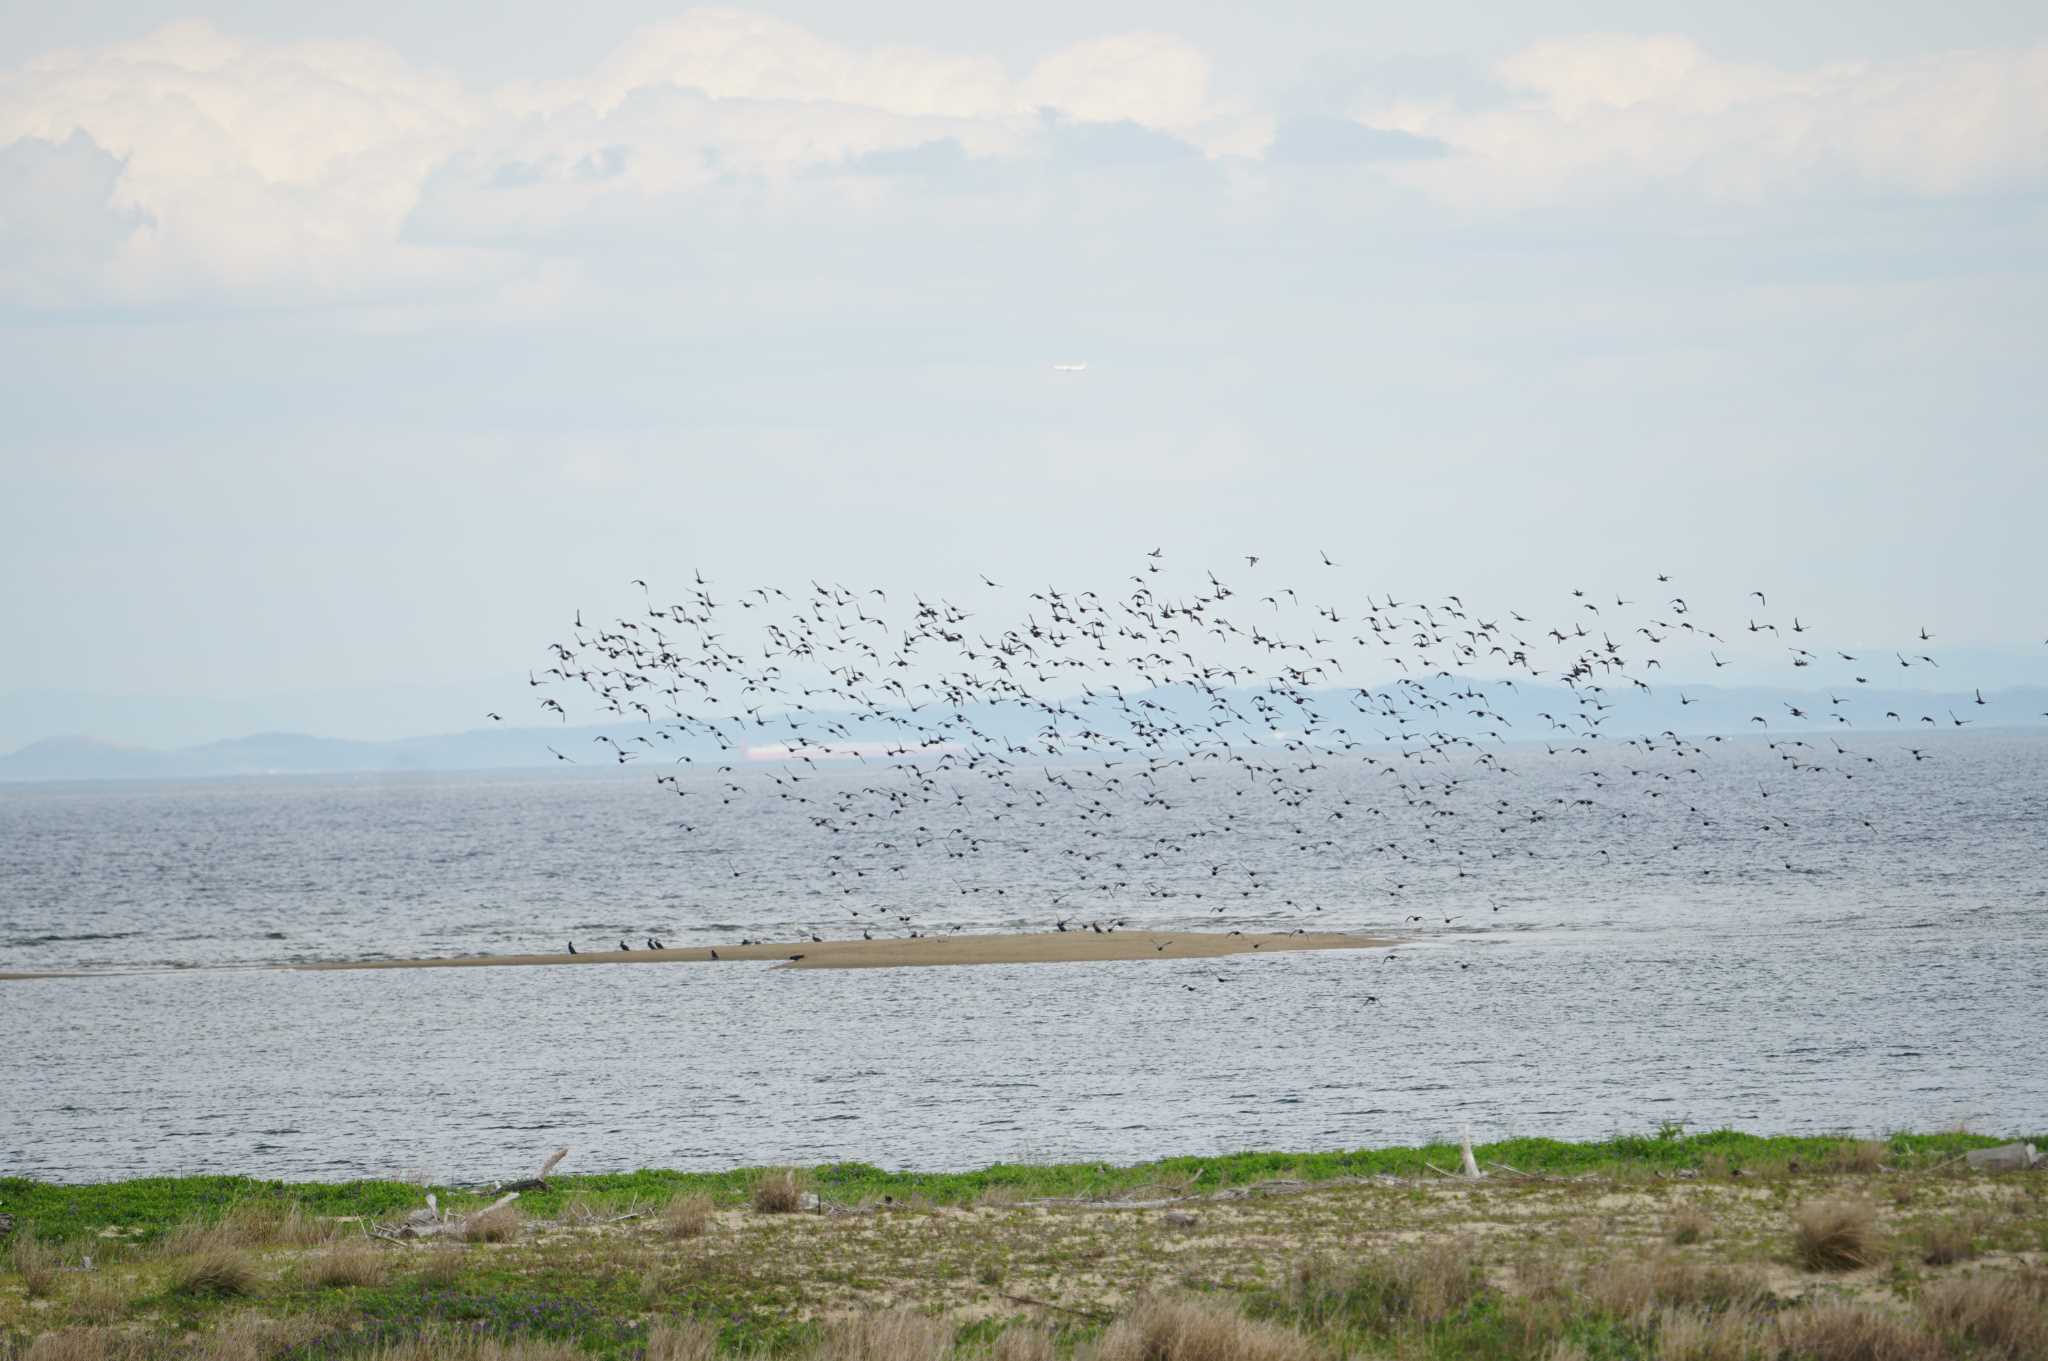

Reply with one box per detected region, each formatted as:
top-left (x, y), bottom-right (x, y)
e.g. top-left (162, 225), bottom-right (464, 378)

top-left (292, 930), bottom-right (1396, 974)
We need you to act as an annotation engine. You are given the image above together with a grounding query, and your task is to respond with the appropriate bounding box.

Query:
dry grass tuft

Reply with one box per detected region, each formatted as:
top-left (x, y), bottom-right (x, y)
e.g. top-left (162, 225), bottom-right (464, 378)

top-left (158, 1216), bottom-right (260, 1261)
top-left (168, 1246), bottom-right (258, 1299)
top-left (1774, 1300), bottom-right (1944, 1361)
top-left (1092, 1294), bottom-right (1316, 1361)
top-left (661, 1192), bottom-right (715, 1239)
top-left (802, 1311), bottom-right (953, 1361)
top-left (187, 1312), bottom-right (324, 1361)
top-left (1792, 1199), bottom-right (1881, 1272)
top-left (1918, 1273), bottom-right (2048, 1359)
top-left (1667, 1204), bottom-right (1714, 1246)
top-left (1916, 1216), bottom-right (1984, 1266)
top-left (991, 1325), bottom-right (1057, 1361)
top-left (1293, 1238), bottom-right (1485, 1330)
top-left (8, 1225), bottom-right (62, 1298)
top-left (358, 1333), bottom-right (587, 1361)
top-left (1651, 1306), bottom-right (1767, 1361)
top-left (1824, 1141), bottom-right (1889, 1175)
top-left (67, 1270), bottom-right (140, 1325)
top-left (307, 1235), bottom-right (389, 1289)
top-left (460, 1205), bottom-right (523, 1244)
top-left (752, 1169), bottom-right (808, 1215)
top-left (244, 1200), bottom-right (332, 1247)
top-left (16, 1328), bottom-right (144, 1361)
top-left (1582, 1254), bottom-right (1769, 1319)
top-left (643, 1319), bottom-right (722, 1361)
top-left (414, 1245), bottom-right (467, 1286)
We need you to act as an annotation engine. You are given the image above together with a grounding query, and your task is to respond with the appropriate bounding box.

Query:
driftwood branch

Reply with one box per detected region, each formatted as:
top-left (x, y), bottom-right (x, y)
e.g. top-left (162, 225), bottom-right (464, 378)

top-left (1000, 1291), bottom-right (1110, 1322)
top-left (495, 1147), bottom-right (572, 1194)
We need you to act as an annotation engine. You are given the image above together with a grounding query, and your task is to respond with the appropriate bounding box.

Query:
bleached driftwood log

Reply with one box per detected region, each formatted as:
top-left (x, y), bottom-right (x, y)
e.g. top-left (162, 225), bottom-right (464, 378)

top-left (1964, 1142), bottom-right (2039, 1172)
top-left (497, 1146), bottom-right (570, 1194)
top-left (378, 1189), bottom-right (523, 1241)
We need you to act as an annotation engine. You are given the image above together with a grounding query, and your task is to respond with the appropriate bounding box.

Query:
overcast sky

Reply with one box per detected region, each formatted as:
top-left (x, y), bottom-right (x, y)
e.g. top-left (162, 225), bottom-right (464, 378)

top-left (3, 3), bottom-right (2044, 743)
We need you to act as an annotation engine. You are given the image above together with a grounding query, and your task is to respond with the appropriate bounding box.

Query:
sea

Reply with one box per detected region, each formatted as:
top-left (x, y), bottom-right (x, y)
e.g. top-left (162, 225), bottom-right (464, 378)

top-left (2, 729), bottom-right (2044, 1184)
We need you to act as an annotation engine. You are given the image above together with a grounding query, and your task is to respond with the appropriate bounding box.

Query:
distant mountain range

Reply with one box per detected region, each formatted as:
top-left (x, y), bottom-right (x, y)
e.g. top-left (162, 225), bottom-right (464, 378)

top-left (3, 680), bottom-right (2043, 783)
top-left (0, 728), bottom-right (611, 783)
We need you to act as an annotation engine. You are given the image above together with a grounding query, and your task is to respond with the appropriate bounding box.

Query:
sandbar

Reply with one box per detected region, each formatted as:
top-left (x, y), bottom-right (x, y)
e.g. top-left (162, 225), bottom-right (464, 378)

top-left (293, 930), bottom-right (1395, 973)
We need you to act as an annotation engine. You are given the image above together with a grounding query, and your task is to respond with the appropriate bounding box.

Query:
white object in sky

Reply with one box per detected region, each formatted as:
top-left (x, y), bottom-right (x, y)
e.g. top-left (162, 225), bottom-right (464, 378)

top-left (1052, 362), bottom-right (1088, 372)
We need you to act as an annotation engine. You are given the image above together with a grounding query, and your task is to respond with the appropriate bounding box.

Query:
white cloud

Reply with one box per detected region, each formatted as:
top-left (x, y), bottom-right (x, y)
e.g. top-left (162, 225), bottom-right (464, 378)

top-left (0, 17), bottom-right (2044, 309)
top-left (1372, 35), bottom-right (2048, 206)
top-left (584, 10), bottom-right (1014, 121)
top-left (0, 12), bottom-right (1258, 306)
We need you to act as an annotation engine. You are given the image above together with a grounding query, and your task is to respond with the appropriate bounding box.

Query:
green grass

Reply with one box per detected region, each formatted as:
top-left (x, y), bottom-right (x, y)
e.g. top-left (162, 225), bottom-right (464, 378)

top-left (4, 1131), bottom-right (2046, 1361)
top-left (0, 1130), bottom-right (2028, 1246)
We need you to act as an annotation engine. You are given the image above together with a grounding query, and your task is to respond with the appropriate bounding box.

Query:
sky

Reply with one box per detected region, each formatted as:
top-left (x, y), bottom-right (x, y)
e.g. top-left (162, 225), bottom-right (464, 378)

top-left (3, 3), bottom-right (2045, 746)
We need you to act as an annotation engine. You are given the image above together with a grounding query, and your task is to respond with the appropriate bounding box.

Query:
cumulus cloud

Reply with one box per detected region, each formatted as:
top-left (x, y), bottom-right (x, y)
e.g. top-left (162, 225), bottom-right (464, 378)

top-left (1373, 34), bottom-right (2048, 205)
top-left (0, 132), bottom-right (146, 303)
top-left (1265, 116), bottom-right (1445, 166)
top-left (0, 15), bottom-right (2044, 309)
top-left (0, 12), bottom-right (1262, 306)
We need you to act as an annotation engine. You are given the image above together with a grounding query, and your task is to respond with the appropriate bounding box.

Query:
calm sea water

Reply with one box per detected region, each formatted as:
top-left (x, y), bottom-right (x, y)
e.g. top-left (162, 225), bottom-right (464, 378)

top-left (2, 731), bottom-right (2043, 1183)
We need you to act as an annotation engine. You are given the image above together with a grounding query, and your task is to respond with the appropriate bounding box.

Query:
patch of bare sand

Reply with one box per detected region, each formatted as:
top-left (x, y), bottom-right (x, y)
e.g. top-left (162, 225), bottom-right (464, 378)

top-left (290, 930), bottom-right (1395, 973)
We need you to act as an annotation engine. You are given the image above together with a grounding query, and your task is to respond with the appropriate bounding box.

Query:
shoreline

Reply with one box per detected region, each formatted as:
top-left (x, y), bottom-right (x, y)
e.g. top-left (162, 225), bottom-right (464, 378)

top-left (0, 929), bottom-right (1397, 982)
top-left (8, 1130), bottom-right (2035, 1197)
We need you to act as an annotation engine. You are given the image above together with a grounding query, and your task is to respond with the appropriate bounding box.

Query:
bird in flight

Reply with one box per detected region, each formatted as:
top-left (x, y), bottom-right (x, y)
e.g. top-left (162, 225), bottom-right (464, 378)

top-left (522, 556), bottom-right (1996, 967)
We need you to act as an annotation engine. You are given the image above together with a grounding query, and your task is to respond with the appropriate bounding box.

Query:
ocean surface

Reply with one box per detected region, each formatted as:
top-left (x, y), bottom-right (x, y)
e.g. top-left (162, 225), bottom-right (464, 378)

top-left (3, 729), bottom-right (2044, 1183)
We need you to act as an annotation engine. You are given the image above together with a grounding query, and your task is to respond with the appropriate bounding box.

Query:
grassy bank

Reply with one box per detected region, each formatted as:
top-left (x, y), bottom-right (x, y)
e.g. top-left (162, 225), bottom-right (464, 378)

top-left (3, 1131), bottom-right (2044, 1359)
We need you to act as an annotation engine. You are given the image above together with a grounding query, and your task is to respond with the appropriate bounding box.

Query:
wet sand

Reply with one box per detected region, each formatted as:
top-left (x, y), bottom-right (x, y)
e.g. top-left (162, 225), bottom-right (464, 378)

top-left (292, 930), bottom-right (1395, 973)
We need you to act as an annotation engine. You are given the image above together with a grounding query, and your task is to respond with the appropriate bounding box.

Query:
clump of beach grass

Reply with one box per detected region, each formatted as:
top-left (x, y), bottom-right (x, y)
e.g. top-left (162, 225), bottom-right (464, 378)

top-left (187, 1312), bottom-right (324, 1361)
top-left (991, 1326), bottom-right (1057, 1361)
top-left (1793, 1198), bottom-right (1881, 1272)
top-left (752, 1168), bottom-right (808, 1215)
top-left (660, 1192), bottom-right (714, 1239)
top-left (306, 1235), bottom-right (388, 1289)
top-left (1582, 1254), bottom-right (1768, 1319)
top-left (1093, 1293), bottom-right (1316, 1361)
top-left (1774, 1299), bottom-right (1944, 1361)
top-left (801, 1311), bottom-right (952, 1361)
top-left (1919, 1272), bottom-right (2048, 1359)
top-left (8, 1224), bottom-right (63, 1298)
top-left (351, 1333), bottom-right (587, 1361)
top-left (460, 1204), bottom-right (522, 1244)
top-left (1824, 1140), bottom-right (1889, 1175)
top-left (643, 1319), bottom-right (721, 1361)
top-left (1283, 1239), bottom-right (1485, 1335)
top-left (1650, 1305), bottom-right (1768, 1361)
top-left (168, 1245), bottom-right (258, 1299)
top-left (414, 1245), bottom-right (467, 1287)
top-left (67, 1270), bottom-right (140, 1325)
top-left (1666, 1204), bottom-right (1714, 1246)
top-left (1917, 1215), bottom-right (1985, 1266)
top-left (12, 1327), bottom-right (143, 1361)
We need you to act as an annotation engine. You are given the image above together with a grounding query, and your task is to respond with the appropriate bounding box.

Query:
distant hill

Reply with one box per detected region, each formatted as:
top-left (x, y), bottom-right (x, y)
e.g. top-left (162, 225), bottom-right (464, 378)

top-left (3, 681), bottom-right (2043, 783)
top-left (0, 726), bottom-right (625, 782)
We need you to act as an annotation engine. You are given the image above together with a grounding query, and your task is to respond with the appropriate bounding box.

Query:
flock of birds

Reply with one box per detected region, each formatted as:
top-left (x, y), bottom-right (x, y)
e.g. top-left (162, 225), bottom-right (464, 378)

top-left (508, 554), bottom-right (2033, 959)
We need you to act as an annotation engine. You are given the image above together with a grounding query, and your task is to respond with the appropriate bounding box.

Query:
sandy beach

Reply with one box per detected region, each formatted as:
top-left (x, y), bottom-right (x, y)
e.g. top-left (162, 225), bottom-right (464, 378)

top-left (291, 929), bottom-right (1394, 973)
